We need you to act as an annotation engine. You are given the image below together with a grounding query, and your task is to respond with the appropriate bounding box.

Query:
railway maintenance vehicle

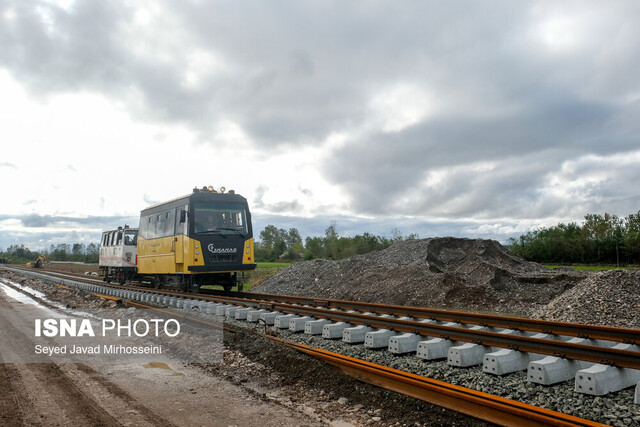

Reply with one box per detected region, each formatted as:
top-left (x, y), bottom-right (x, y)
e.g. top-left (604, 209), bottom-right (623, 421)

top-left (99, 186), bottom-right (256, 292)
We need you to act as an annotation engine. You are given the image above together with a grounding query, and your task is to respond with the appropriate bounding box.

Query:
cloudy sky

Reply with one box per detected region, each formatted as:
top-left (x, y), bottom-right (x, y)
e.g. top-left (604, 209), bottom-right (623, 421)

top-left (1, 0), bottom-right (640, 251)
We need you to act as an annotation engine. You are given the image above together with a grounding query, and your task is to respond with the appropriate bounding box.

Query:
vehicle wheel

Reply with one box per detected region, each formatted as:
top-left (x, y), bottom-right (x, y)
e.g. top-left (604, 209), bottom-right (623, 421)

top-left (180, 277), bottom-right (190, 292)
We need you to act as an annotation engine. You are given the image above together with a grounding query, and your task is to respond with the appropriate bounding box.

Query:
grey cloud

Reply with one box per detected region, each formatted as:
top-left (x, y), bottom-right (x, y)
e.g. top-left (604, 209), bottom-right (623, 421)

top-left (253, 185), bottom-right (268, 209)
top-left (143, 194), bottom-right (159, 206)
top-left (0, 1), bottom-right (528, 145)
top-left (0, 162), bottom-right (17, 169)
top-left (1, 214), bottom-right (139, 250)
top-left (17, 214), bottom-right (137, 229)
top-left (2, 0), bottom-right (640, 229)
top-left (1, 1), bottom-right (128, 93)
top-left (3, 1), bottom-right (638, 148)
top-left (298, 186), bottom-right (312, 197)
top-left (21, 214), bottom-right (52, 228)
top-left (252, 213), bottom-right (524, 245)
top-left (323, 94), bottom-right (637, 219)
top-left (252, 186), bottom-right (306, 214)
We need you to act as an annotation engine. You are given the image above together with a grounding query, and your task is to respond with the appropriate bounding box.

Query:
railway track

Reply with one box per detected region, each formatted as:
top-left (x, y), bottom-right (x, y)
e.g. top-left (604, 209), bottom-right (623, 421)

top-left (3, 266), bottom-right (639, 426)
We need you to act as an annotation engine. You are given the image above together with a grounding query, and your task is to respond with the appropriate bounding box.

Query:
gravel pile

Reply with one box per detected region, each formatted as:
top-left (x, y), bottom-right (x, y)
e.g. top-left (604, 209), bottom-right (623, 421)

top-left (534, 269), bottom-right (640, 329)
top-left (254, 237), bottom-right (586, 316)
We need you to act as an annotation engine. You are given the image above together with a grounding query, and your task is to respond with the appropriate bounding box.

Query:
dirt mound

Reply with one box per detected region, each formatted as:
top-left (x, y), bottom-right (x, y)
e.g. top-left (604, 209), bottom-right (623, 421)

top-left (533, 269), bottom-right (640, 328)
top-left (253, 237), bottom-right (587, 315)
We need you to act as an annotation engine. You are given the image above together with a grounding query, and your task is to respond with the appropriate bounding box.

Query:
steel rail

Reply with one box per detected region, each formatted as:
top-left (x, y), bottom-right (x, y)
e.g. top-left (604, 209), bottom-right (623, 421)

top-left (95, 291), bottom-right (609, 427)
top-left (262, 304), bottom-right (640, 370)
top-left (14, 266), bottom-right (640, 345)
top-left (274, 339), bottom-right (606, 427)
top-left (5, 267), bottom-right (640, 368)
top-left (235, 291), bottom-right (640, 344)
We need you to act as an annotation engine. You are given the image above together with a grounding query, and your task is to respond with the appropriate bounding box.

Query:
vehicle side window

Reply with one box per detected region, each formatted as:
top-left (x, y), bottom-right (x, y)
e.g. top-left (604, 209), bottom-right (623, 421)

top-left (124, 231), bottom-right (137, 245)
top-left (165, 210), bottom-right (175, 236)
top-left (139, 216), bottom-right (147, 239)
top-left (175, 206), bottom-right (187, 235)
top-left (148, 215), bottom-right (156, 239)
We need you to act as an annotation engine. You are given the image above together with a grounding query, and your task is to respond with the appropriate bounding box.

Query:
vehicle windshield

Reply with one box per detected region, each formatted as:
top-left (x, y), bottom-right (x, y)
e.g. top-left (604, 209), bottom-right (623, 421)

top-left (193, 203), bottom-right (248, 235)
top-left (124, 230), bottom-right (138, 246)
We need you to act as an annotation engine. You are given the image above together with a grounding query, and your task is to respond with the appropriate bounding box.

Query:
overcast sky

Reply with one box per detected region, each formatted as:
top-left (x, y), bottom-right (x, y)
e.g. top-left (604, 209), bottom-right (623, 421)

top-left (1, 0), bottom-right (640, 251)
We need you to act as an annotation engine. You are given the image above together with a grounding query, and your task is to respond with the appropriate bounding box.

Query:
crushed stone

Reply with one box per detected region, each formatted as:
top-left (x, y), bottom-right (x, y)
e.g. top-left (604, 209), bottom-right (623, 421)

top-left (254, 237), bottom-right (587, 316)
top-left (534, 268), bottom-right (640, 328)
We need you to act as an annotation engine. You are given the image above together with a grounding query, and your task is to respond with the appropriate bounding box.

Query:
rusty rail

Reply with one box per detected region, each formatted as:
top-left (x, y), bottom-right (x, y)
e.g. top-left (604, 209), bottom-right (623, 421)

top-left (275, 339), bottom-right (606, 427)
top-left (236, 291), bottom-right (640, 344)
top-left (5, 267), bottom-right (640, 368)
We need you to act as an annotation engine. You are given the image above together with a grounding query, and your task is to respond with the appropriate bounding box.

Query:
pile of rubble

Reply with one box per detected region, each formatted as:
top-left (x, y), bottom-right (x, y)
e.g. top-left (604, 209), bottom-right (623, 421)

top-left (534, 269), bottom-right (640, 328)
top-left (254, 237), bottom-right (587, 316)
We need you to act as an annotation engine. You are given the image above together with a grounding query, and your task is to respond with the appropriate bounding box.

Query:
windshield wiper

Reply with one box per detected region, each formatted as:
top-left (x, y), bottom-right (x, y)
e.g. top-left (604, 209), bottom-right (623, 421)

top-left (198, 229), bottom-right (227, 238)
top-left (217, 227), bottom-right (245, 237)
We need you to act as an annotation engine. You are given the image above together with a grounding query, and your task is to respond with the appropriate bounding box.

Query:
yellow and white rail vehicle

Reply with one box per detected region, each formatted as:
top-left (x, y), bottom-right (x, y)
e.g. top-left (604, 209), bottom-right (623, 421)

top-left (99, 186), bottom-right (256, 291)
top-left (99, 225), bottom-right (138, 284)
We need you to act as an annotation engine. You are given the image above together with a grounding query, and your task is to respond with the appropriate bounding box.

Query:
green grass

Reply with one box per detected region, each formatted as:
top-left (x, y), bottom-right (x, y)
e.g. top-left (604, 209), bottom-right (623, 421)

top-left (246, 262), bottom-right (290, 289)
top-left (545, 264), bottom-right (634, 271)
top-left (201, 262), bottom-right (291, 292)
top-left (256, 262), bottom-right (290, 268)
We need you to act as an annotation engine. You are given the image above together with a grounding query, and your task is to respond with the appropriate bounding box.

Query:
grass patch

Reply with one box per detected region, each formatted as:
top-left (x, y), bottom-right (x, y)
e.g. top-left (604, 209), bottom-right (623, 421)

top-left (256, 262), bottom-right (290, 268)
top-left (202, 262), bottom-right (291, 292)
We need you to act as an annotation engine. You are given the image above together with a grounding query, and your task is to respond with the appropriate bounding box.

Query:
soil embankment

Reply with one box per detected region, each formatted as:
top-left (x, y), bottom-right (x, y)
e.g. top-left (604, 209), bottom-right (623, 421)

top-left (254, 237), bottom-right (588, 316)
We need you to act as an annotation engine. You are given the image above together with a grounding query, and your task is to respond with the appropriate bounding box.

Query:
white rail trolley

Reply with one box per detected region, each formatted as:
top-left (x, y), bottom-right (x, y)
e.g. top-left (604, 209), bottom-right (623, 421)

top-left (98, 225), bottom-right (138, 284)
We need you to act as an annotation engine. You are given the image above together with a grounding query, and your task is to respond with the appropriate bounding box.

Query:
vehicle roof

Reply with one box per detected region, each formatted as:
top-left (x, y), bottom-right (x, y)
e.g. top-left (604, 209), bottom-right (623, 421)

top-left (101, 227), bottom-right (139, 234)
top-left (140, 191), bottom-right (248, 215)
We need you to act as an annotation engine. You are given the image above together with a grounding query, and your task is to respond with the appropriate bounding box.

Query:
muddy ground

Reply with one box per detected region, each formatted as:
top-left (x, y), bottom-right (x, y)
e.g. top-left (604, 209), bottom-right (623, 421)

top-left (46, 261), bottom-right (100, 275)
top-left (0, 269), bottom-right (486, 426)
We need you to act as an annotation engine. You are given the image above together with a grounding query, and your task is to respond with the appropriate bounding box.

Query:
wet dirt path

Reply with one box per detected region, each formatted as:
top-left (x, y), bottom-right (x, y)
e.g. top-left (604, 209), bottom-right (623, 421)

top-left (0, 282), bottom-right (321, 427)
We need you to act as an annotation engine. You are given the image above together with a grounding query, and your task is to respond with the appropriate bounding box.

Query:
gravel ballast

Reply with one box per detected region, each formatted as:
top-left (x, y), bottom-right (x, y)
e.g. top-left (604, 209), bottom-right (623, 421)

top-left (226, 319), bottom-right (640, 426)
top-left (534, 269), bottom-right (640, 328)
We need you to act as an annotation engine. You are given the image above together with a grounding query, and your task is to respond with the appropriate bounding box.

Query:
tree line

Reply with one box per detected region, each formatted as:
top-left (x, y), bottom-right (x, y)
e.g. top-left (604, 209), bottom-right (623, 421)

top-left (506, 211), bottom-right (640, 265)
top-left (8, 212), bottom-right (638, 266)
top-left (1, 243), bottom-right (99, 264)
top-left (255, 223), bottom-right (418, 262)
top-left (2, 224), bottom-right (411, 265)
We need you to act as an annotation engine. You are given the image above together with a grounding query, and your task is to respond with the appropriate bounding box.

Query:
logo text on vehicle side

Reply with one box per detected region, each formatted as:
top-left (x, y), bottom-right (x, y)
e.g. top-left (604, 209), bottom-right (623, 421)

top-left (207, 243), bottom-right (237, 254)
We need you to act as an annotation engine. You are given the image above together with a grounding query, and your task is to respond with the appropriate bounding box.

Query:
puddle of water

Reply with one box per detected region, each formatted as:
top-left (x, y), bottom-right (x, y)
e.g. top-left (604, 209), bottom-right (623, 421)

top-left (0, 277), bottom-right (50, 297)
top-left (0, 282), bottom-right (41, 305)
top-left (143, 362), bottom-right (184, 376)
top-left (0, 278), bottom-right (94, 316)
top-left (144, 362), bottom-right (172, 370)
top-left (0, 282), bottom-right (65, 320)
top-left (0, 279), bottom-right (92, 320)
